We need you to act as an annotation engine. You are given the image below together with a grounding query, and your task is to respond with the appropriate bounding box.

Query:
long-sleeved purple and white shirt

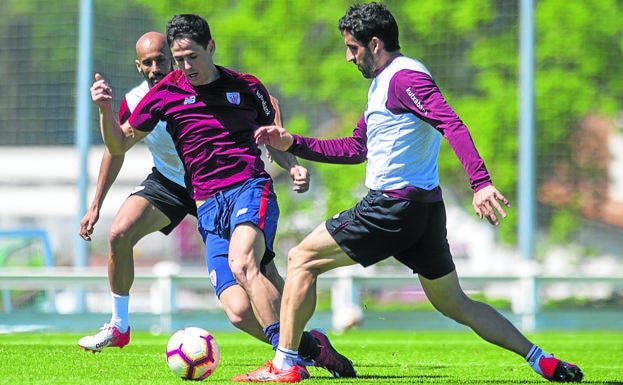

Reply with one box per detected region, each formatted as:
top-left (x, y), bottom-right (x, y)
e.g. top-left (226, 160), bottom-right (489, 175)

top-left (288, 55), bottom-right (491, 202)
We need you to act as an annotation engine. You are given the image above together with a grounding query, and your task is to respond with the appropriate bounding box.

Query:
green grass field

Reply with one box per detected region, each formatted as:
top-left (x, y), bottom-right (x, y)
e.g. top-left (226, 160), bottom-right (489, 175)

top-left (0, 330), bottom-right (620, 384)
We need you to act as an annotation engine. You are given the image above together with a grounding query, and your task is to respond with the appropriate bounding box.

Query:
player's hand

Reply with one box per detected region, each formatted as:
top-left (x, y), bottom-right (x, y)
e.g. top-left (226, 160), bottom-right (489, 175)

top-left (79, 205), bottom-right (100, 241)
top-left (472, 184), bottom-right (510, 226)
top-left (255, 125), bottom-right (293, 152)
top-left (90, 73), bottom-right (113, 109)
top-left (290, 164), bottom-right (310, 193)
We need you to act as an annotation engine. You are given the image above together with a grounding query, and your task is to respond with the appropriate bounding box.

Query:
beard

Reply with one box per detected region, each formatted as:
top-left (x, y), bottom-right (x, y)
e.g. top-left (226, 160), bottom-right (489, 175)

top-left (357, 49), bottom-right (376, 79)
top-left (148, 72), bottom-right (165, 87)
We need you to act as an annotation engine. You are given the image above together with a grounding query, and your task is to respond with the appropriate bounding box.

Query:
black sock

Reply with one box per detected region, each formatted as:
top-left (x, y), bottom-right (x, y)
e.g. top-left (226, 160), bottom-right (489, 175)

top-left (297, 331), bottom-right (321, 360)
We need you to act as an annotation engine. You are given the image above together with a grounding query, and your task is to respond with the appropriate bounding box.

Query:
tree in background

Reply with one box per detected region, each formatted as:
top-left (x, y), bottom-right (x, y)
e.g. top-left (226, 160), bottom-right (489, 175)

top-left (2, 0), bottom-right (622, 252)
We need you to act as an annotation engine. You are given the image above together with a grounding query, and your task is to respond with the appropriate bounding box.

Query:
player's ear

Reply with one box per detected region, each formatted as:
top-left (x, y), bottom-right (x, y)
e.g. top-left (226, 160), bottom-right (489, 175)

top-left (369, 37), bottom-right (381, 54)
top-left (208, 40), bottom-right (216, 55)
top-left (135, 60), bottom-right (141, 73)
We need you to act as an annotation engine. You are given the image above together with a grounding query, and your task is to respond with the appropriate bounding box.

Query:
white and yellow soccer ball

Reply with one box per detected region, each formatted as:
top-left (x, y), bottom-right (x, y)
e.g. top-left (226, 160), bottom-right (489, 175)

top-left (165, 327), bottom-right (220, 380)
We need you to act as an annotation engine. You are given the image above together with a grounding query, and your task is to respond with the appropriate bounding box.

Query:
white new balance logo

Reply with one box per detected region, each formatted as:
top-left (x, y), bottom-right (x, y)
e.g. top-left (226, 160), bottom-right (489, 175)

top-left (184, 96), bottom-right (196, 105)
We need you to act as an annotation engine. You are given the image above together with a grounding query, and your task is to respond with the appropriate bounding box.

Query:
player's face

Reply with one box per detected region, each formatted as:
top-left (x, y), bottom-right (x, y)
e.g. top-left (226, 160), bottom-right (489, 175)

top-left (171, 38), bottom-right (217, 86)
top-left (136, 44), bottom-right (173, 88)
top-left (343, 31), bottom-right (376, 79)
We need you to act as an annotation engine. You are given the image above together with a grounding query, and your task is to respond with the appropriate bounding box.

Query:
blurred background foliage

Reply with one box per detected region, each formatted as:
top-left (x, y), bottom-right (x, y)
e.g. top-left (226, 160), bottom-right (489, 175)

top-left (1, 0), bottom-right (623, 251)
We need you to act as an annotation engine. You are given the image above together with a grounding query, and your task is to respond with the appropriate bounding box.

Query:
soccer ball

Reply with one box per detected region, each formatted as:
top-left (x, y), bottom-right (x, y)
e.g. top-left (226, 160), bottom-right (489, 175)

top-left (165, 327), bottom-right (220, 380)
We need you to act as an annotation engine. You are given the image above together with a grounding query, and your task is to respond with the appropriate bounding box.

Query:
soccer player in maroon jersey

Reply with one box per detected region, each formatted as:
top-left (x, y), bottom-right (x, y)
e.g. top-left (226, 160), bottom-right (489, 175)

top-left (79, 31), bottom-right (307, 354)
top-left (92, 14), bottom-right (355, 379)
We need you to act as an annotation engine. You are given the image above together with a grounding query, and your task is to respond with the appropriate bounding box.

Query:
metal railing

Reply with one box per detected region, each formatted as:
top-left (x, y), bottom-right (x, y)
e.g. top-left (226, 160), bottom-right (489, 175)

top-left (1, 265), bottom-right (622, 332)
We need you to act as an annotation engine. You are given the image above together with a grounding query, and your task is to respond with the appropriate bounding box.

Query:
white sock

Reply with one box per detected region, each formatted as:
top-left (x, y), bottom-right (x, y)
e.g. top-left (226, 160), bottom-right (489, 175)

top-left (110, 292), bottom-right (129, 333)
top-left (273, 347), bottom-right (298, 370)
top-left (525, 345), bottom-right (551, 375)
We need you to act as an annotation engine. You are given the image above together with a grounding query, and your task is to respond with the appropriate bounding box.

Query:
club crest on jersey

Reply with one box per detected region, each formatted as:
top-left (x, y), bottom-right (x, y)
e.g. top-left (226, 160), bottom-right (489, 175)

top-left (183, 96), bottom-right (196, 105)
top-left (226, 92), bottom-right (241, 105)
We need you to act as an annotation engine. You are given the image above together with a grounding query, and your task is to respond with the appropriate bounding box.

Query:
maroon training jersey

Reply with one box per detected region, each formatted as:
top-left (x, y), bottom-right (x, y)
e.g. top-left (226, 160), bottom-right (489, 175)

top-left (128, 67), bottom-right (275, 200)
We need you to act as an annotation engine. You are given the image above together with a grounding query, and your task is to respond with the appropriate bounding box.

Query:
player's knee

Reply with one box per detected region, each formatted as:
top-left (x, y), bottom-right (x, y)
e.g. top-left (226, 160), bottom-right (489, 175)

top-left (286, 247), bottom-right (303, 268)
top-left (286, 246), bottom-right (318, 277)
top-left (108, 218), bottom-right (127, 239)
top-left (431, 295), bottom-right (471, 324)
top-left (222, 299), bottom-right (253, 328)
top-left (109, 217), bottom-right (147, 247)
top-left (226, 311), bottom-right (246, 328)
top-left (108, 223), bottom-right (136, 251)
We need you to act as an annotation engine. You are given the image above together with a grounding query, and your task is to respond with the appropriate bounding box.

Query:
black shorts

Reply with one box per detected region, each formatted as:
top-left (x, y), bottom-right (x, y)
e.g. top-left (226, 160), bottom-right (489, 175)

top-left (130, 167), bottom-right (197, 235)
top-left (325, 189), bottom-right (455, 279)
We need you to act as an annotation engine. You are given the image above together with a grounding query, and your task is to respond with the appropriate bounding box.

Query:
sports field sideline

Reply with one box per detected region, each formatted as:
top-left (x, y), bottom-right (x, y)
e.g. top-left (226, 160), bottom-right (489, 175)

top-left (0, 330), bottom-right (620, 384)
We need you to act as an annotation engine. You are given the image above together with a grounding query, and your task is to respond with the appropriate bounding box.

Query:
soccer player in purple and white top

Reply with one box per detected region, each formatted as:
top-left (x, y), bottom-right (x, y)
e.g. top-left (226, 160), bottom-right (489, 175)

top-left (93, 14), bottom-right (355, 379)
top-left (239, 2), bottom-right (583, 383)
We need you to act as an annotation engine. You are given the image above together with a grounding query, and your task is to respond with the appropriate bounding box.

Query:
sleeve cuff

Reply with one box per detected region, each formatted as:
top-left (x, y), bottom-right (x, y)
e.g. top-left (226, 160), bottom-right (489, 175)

top-left (286, 134), bottom-right (300, 153)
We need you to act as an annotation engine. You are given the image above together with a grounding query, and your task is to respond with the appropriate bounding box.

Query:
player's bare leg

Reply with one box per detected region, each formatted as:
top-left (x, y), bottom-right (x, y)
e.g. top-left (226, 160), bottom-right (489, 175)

top-left (108, 195), bottom-right (170, 295)
top-left (218, 284), bottom-right (269, 343)
top-left (419, 270), bottom-right (583, 382)
top-left (279, 224), bottom-right (356, 377)
top-left (228, 223), bottom-right (282, 328)
top-left (218, 258), bottom-right (285, 343)
top-left (278, 223), bottom-right (348, 351)
top-left (78, 195), bottom-right (170, 352)
top-left (263, 258), bottom-right (285, 294)
top-left (233, 223), bottom-right (356, 381)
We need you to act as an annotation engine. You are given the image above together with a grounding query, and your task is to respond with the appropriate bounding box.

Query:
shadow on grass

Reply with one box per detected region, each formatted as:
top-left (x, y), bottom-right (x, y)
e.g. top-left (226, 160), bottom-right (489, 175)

top-left (341, 375), bottom-right (559, 384)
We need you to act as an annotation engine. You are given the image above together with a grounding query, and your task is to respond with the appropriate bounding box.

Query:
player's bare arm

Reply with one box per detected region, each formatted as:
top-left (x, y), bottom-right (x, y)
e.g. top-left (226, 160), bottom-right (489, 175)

top-left (254, 125), bottom-right (294, 152)
top-left (288, 164), bottom-right (310, 193)
top-left (472, 184), bottom-right (510, 226)
top-left (92, 73), bottom-right (147, 155)
top-left (78, 149), bottom-right (125, 241)
top-left (264, 146), bottom-right (310, 193)
top-left (262, 97), bottom-right (309, 192)
top-left (258, 124), bottom-right (310, 193)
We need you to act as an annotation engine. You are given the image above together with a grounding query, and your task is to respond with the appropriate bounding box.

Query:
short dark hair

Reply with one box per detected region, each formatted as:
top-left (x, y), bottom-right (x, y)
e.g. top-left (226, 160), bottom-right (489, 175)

top-left (166, 14), bottom-right (212, 49)
top-left (338, 2), bottom-right (400, 52)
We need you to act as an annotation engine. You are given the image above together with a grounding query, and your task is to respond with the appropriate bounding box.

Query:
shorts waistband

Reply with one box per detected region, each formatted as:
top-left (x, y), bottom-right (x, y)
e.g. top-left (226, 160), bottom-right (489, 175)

top-left (380, 185), bottom-right (443, 202)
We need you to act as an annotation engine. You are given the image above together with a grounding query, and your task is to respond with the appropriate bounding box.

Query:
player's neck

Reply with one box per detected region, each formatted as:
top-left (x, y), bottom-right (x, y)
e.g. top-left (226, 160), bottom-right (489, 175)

top-left (207, 65), bottom-right (220, 83)
top-left (374, 51), bottom-right (401, 76)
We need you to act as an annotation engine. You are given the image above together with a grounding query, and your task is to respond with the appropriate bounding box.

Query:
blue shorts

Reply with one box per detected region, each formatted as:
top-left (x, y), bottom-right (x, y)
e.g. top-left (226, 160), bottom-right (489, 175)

top-left (197, 176), bottom-right (279, 296)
